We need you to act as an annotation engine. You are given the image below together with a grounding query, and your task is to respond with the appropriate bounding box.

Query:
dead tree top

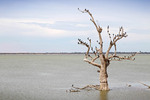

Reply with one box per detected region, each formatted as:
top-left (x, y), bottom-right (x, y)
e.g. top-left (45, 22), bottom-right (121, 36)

top-left (78, 8), bottom-right (137, 68)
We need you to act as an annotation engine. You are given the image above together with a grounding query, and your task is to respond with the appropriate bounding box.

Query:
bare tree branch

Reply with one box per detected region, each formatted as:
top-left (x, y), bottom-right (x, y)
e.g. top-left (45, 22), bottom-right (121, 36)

top-left (109, 52), bottom-right (138, 61)
top-left (114, 43), bottom-right (117, 56)
top-left (105, 27), bottom-right (128, 59)
top-left (71, 84), bottom-right (100, 91)
top-left (78, 38), bottom-right (91, 59)
top-left (78, 8), bottom-right (103, 54)
top-left (92, 55), bottom-right (99, 62)
top-left (107, 26), bottom-right (112, 42)
top-left (84, 58), bottom-right (101, 68)
top-left (78, 38), bottom-right (101, 68)
top-left (139, 82), bottom-right (150, 88)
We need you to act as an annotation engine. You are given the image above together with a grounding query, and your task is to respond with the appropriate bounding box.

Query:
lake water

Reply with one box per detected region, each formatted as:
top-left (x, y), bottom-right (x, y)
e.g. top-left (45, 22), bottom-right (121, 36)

top-left (0, 54), bottom-right (150, 100)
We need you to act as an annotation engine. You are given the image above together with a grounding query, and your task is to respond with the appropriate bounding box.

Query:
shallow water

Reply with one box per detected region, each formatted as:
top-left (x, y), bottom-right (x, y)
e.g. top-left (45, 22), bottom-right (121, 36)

top-left (0, 54), bottom-right (150, 100)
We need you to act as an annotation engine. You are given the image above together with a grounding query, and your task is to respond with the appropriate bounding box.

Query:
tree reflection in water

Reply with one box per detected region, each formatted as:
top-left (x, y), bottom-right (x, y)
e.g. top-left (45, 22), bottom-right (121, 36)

top-left (100, 91), bottom-right (108, 100)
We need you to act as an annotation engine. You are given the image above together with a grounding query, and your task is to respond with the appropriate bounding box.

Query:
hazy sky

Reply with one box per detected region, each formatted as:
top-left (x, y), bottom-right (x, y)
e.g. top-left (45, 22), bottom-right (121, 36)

top-left (0, 0), bottom-right (150, 53)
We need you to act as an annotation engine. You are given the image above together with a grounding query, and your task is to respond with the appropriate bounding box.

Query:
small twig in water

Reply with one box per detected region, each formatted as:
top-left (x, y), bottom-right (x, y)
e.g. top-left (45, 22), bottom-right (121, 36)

top-left (126, 84), bottom-right (131, 87)
top-left (139, 82), bottom-right (150, 89)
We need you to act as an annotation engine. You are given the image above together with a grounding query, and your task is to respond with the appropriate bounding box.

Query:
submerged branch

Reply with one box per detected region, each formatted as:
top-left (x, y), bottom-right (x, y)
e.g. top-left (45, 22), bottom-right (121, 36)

top-left (69, 84), bottom-right (100, 92)
top-left (139, 82), bottom-right (150, 89)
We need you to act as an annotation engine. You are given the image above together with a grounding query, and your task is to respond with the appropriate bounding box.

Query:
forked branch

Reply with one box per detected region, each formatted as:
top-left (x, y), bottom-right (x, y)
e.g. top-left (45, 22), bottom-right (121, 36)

top-left (78, 38), bottom-right (91, 58)
top-left (105, 27), bottom-right (128, 59)
top-left (78, 8), bottom-right (136, 68)
top-left (105, 26), bottom-right (138, 61)
top-left (78, 8), bottom-right (103, 53)
top-left (109, 52), bottom-right (138, 61)
top-left (84, 58), bottom-right (101, 68)
top-left (78, 38), bottom-right (101, 68)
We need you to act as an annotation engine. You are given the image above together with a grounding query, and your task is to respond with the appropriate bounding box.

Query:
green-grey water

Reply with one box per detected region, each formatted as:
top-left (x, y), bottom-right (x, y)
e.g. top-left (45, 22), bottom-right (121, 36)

top-left (0, 54), bottom-right (150, 100)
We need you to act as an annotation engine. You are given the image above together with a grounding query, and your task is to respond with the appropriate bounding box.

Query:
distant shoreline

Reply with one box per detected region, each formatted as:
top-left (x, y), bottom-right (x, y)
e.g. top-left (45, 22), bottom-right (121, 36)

top-left (0, 52), bottom-right (149, 54)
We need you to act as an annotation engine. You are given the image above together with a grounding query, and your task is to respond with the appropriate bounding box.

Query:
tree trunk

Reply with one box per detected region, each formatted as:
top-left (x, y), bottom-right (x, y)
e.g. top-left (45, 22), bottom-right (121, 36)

top-left (99, 64), bottom-right (109, 91)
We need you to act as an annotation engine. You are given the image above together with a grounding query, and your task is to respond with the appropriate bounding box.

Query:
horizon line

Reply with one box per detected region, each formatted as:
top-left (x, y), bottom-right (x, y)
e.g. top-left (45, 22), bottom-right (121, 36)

top-left (0, 51), bottom-right (149, 54)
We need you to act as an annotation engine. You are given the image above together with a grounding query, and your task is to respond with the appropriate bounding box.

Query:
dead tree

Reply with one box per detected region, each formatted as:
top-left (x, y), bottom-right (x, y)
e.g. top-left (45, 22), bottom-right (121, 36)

top-left (78, 8), bottom-right (136, 91)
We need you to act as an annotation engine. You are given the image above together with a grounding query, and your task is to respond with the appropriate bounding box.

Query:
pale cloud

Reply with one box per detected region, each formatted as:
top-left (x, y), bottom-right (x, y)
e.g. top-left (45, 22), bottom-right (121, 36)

top-left (0, 18), bottom-right (101, 38)
top-left (0, 18), bottom-right (55, 24)
top-left (0, 17), bottom-right (149, 50)
top-left (76, 24), bottom-right (89, 27)
top-left (19, 23), bottom-right (68, 37)
top-left (0, 18), bottom-right (70, 38)
top-left (126, 33), bottom-right (150, 42)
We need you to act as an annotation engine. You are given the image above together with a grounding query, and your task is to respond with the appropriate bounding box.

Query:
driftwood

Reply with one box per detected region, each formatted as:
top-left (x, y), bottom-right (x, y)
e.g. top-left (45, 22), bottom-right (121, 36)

top-left (68, 89), bottom-right (80, 92)
top-left (68, 82), bottom-right (150, 92)
top-left (139, 82), bottom-right (150, 89)
top-left (68, 84), bottom-right (101, 92)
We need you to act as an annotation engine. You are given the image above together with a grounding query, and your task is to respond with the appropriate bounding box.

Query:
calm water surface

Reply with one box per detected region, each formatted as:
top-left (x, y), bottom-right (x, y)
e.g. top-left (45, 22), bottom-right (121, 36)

top-left (0, 54), bottom-right (150, 100)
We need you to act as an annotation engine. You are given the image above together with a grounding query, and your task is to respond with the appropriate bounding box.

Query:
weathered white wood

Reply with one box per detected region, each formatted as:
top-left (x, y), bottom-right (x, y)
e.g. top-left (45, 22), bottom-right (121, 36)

top-left (78, 8), bottom-right (137, 91)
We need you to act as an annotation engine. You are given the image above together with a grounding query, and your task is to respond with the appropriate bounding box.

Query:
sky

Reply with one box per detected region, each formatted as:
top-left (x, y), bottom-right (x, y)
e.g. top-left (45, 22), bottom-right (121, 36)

top-left (0, 0), bottom-right (150, 53)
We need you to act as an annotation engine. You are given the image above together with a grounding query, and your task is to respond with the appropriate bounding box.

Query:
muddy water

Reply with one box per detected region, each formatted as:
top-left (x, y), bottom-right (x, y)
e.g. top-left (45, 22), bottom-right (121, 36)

top-left (0, 54), bottom-right (149, 100)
